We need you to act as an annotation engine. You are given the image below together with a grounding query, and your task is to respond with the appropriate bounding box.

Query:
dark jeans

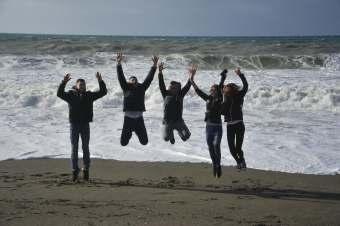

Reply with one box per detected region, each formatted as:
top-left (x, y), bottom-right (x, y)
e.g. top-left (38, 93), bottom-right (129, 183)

top-left (226, 122), bottom-right (245, 164)
top-left (70, 122), bottom-right (90, 171)
top-left (206, 124), bottom-right (223, 167)
top-left (163, 120), bottom-right (191, 144)
top-left (121, 116), bottom-right (148, 146)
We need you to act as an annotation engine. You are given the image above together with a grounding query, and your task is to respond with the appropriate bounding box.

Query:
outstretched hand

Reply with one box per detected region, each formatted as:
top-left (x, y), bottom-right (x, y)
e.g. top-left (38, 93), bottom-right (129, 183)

top-left (188, 65), bottom-right (198, 80)
top-left (63, 73), bottom-right (71, 83)
top-left (235, 68), bottom-right (241, 76)
top-left (158, 62), bottom-right (166, 72)
top-left (152, 55), bottom-right (159, 67)
top-left (221, 69), bottom-right (228, 76)
top-left (96, 72), bottom-right (102, 81)
top-left (116, 52), bottom-right (124, 64)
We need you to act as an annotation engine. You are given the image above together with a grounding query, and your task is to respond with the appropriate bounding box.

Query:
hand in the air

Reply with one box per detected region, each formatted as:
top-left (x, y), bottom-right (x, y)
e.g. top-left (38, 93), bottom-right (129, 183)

top-left (96, 72), bottom-right (102, 81)
top-left (235, 68), bottom-right (242, 76)
top-left (63, 73), bottom-right (71, 83)
top-left (188, 65), bottom-right (198, 80)
top-left (158, 62), bottom-right (166, 72)
top-left (152, 55), bottom-right (159, 67)
top-left (116, 52), bottom-right (124, 64)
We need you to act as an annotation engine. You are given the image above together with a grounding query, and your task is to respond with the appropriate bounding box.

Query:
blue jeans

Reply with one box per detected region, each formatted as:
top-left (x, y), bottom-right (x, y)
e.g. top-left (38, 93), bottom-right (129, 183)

top-left (206, 124), bottom-right (223, 167)
top-left (70, 122), bottom-right (90, 171)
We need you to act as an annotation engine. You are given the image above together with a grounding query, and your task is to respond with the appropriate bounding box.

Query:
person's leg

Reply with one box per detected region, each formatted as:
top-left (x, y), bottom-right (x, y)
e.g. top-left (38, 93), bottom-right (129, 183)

top-left (226, 124), bottom-right (240, 164)
top-left (213, 125), bottom-right (223, 165)
top-left (175, 120), bottom-right (191, 141)
top-left (235, 122), bottom-right (246, 167)
top-left (80, 123), bottom-right (90, 180)
top-left (206, 125), bottom-right (217, 177)
top-left (163, 123), bottom-right (175, 144)
top-left (120, 116), bottom-right (133, 146)
top-left (80, 122), bottom-right (90, 171)
top-left (134, 117), bottom-right (148, 145)
top-left (70, 123), bottom-right (80, 181)
top-left (213, 125), bottom-right (223, 177)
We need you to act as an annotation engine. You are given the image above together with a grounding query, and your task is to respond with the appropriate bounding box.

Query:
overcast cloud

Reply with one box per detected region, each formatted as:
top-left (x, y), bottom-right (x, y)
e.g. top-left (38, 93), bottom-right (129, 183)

top-left (0, 0), bottom-right (339, 36)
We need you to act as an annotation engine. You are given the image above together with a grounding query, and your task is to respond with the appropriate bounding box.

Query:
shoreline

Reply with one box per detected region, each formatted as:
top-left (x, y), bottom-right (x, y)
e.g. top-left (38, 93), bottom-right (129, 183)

top-left (1, 158), bottom-right (340, 225)
top-left (2, 157), bottom-right (338, 176)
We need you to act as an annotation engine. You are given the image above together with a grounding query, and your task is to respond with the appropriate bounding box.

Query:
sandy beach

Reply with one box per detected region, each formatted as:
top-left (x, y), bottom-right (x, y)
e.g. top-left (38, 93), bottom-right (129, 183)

top-left (0, 159), bottom-right (339, 226)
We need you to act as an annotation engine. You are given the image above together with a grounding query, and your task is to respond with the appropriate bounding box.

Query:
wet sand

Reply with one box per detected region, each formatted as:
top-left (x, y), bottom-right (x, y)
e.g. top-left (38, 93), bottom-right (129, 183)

top-left (0, 159), bottom-right (340, 226)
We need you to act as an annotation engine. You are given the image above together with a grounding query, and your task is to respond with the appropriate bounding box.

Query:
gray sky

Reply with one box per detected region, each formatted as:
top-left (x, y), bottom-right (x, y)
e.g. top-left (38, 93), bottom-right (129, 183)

top-left (0, 0), bottom-right (339, 36)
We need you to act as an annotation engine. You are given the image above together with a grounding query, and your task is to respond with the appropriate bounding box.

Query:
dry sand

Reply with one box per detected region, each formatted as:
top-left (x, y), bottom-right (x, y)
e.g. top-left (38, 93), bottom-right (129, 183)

top-left (0, 159), bottom-right (339, 226)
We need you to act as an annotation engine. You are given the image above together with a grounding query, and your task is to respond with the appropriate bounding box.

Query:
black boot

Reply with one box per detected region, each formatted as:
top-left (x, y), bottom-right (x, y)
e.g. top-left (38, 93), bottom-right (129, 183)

top-left (213, 165), bottom-right (217, 177)
top-left (72, 169), bottom-right (79, 182)
top-left (83, 169), bottom-right (89, 181)
top-left (216, 165), bottom-right (222, 178)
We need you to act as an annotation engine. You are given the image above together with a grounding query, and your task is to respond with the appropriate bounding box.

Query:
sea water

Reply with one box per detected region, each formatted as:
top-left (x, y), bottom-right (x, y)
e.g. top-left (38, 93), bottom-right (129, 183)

top-left (0, 34), bottom-right (339, 174)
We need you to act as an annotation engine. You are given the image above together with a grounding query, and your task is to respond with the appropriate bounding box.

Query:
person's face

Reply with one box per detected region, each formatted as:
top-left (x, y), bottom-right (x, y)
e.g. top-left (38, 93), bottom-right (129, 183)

top-left (76, 81), bottom-right (86, 92)
top-left (210, 85), bottom-right (218, 97)
top-left (223, 86), bottom-right (234, 96)
top-left (169, 83), bottom-right (180, 95)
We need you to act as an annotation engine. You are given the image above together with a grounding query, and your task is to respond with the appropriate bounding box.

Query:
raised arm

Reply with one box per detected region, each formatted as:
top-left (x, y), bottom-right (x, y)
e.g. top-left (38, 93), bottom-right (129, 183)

top-left (235, 68), bottom-right (248, 97)
top-left (218, 69), bottom-right (227, 99)
top-left (116, 52), bottom-right (128, 91)
top-left (91, 72), bottom-right (108, 101)
top-left (142, 55), bottom-right (158, 90)
top-left (180, 65), bottom-right (197, 97)
top-left (57, 73), bottom-right (72, 102)
top-left (158, 62), bottom-right (167, 98)
top-left (190, 70), bottom-right (209, 101)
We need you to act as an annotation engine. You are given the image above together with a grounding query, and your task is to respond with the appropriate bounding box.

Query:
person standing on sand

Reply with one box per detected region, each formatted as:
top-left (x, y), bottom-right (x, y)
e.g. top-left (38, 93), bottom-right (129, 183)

top-left (116, 52), bottom-right (158, 146)
top-left (57, 72), bottom-right (107, 182)
top-left (190, 69), bottom-right (227, 178)
top-left (221, 68), bottom-right (248, 169)
top-left (158, 62), bottom-right (194, 144)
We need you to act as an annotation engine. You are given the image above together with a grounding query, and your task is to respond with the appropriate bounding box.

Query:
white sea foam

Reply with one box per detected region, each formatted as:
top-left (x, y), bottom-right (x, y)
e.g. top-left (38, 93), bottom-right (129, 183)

top-left (0, 53), bottom-right (339, 175)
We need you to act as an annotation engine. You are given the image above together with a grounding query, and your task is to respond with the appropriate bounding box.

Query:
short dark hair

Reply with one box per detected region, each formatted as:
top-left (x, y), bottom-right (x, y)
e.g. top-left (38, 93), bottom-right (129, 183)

top-left (170, 81), bottom-right (181, 86)
top-left (129, 76), bottom-right (138, 82)
top-left (76, 78), bottom-right (85, 83)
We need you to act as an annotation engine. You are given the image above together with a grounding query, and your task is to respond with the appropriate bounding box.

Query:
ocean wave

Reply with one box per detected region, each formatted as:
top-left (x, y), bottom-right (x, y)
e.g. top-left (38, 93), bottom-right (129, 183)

top-left (1, 81), bottom-right (338, 112)
top-left (1, 34), bottom-right (340, 56)
top-left (1, 53), bottom-right (339, 70)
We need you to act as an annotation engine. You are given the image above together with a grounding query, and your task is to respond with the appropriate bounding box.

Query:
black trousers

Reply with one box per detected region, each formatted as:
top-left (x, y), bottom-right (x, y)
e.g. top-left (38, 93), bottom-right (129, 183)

top-left (70, 122), bottom-right (90, 171)
top-left (227, 122), bottom-right (245, 164)
top-left (121, 116), bottom-right (148, 146)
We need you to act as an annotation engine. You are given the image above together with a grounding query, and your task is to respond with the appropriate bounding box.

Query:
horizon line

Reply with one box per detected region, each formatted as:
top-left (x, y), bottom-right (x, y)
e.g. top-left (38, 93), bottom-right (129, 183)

top-left (1, 32), bottom-right (340, 38)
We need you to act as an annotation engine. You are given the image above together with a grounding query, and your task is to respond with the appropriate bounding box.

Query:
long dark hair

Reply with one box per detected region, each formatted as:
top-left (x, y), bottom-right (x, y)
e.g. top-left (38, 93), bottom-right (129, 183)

top-left (225, 83), bottom-right (240, 96)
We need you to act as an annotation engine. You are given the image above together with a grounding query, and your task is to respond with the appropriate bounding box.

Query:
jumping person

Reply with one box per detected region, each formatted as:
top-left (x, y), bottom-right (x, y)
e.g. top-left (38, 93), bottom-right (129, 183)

top-left (190, 69), bottom-right (227, 178)
top-left (158, 62), bottom-right (194, 144)
top-left (221, 68), bottom-right (248, 169)
top-left (116, 52), bottom-right (158, 146)
top-left (57, 72), bottom-right (107, 182)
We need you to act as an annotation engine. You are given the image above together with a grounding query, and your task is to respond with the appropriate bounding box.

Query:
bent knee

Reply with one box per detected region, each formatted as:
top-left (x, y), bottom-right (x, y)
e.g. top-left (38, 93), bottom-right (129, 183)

top-left (140, 139), bottom-right (148, 145)
top-left (120, 140), bottom-right (129, 146)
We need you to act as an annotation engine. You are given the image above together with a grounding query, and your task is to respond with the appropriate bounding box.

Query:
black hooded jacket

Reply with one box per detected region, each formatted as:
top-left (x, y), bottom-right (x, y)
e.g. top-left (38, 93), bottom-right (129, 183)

top-left (117, 64), bottom-right (156, 112)
top-left (57, 80), bottom-right (107, 123)
top-left (158, 72), bottom-right (191, 123)
top-left (193, 73), bottom-right (226, 124)
top-left (221, 73), bottom-right (248, 122)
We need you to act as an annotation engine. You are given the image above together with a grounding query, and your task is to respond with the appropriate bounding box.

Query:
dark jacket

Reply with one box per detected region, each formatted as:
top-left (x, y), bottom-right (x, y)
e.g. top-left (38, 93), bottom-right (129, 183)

top-left (221, 73), bottom-right (248, 122)
top-left (57, 80), bottom-right (107, 123)
top-left (158, 72), bottom-right (191, 123)
top-left (193, 73), bottom-right (226, 124)
top-left (117, 64), bottom-right (156, 112)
